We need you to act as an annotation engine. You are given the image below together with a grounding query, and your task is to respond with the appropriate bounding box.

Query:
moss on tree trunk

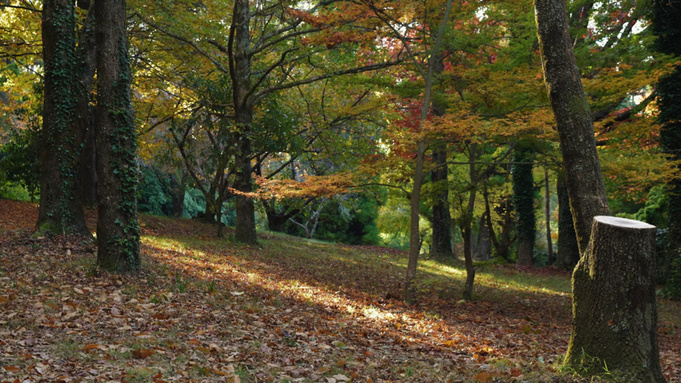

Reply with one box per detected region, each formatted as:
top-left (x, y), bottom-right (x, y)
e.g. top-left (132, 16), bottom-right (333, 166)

top-left (565, 216), bottom-right (666, 382)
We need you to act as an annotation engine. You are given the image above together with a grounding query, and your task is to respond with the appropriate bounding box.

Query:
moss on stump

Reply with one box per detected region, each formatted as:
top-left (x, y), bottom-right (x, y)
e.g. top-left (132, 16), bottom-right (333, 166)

top-left (565, 216), bottom-right (666, 382)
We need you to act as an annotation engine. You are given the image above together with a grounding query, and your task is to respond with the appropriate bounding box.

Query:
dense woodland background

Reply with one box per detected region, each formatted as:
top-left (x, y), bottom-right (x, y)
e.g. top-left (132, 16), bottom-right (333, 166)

top-left (1, 0), bottom-right (681, 380)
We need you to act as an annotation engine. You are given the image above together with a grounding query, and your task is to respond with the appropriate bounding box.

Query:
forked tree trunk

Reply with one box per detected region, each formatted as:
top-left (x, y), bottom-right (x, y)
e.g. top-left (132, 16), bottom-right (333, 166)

top-left (565, 216), bottom-right (665, 383)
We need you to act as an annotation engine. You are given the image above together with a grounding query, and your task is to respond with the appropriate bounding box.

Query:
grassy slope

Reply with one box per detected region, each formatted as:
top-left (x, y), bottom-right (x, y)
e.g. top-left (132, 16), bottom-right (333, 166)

top-left (0, 199), bottom-right (679, 382)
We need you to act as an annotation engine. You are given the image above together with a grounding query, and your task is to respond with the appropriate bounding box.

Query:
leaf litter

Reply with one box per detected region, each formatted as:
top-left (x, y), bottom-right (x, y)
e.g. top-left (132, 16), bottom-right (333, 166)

top-left (0, 199), bottom-right (679, 382)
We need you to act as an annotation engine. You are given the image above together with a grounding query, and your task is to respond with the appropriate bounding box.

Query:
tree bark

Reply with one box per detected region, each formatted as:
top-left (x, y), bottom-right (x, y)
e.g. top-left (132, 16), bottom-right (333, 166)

top-left (544, 168), bottom-right (554, 264)
top-left (429, 53), bottom-right (452, 258)
top-left (534, 0), bottom-right (610, 255)
top-left (565, 216), bottom-right (666, 382)
top-left (462, 145), bottom-right (478, 300)
top-left (76, 1), bottom-right (97, 207)
top-left (652, 0), bottom-right (681, 299)
top-left (431, 143), bottom-right (452, 257)
top-left (512, 145), bottom-right (535, 266)
top-left (474, 212), bottom-right (491, 261)
top-left (230, 0), bottom-right (258, 244)
top-left (95, 0), bottom-right (141, 272)
top-left (556, 173), bottom-right (579, 269)
top-left (36, 0), bottom-right (90, 236)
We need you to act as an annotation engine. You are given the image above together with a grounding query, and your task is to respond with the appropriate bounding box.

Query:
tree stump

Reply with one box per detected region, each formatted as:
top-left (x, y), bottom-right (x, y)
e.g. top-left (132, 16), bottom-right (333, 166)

top-left (565, 216), bottom-right (666, 382)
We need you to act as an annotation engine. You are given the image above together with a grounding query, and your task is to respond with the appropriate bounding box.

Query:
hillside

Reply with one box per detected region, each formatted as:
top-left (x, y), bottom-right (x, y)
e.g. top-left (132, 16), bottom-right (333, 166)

top-left (0, 199), bottom-right (679, 382)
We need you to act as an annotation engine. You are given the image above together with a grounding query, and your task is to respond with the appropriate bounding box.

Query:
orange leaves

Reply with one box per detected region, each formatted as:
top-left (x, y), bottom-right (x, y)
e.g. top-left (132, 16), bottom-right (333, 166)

top-left (255, 173), bottom-right (355, 199)
top-left (132, 348), bottom-right (155, 359)
top-left (82, 343), bottom-right (105, 352)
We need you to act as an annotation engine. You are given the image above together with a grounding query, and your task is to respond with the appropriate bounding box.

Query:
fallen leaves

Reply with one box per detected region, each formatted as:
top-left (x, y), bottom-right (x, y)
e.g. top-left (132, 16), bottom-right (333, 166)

top-left (0, 199), bottom-right (679, 382)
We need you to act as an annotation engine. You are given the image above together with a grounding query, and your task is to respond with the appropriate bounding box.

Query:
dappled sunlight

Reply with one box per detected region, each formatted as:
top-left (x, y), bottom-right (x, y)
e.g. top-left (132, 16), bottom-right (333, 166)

top-left (140, 235), bottom-right (491, 359)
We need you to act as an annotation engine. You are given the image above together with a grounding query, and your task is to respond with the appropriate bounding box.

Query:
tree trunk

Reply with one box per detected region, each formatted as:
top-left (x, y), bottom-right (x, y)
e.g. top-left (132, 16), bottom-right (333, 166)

top-left (404, 0), bottom-right (454, 304)
top-left (431, 144), bottom-right (452, 257)
top-left (169, 172), bottom-right (186, 218)
top-left (556, 173), bottom-right (579, 269)
top-left (37, 0), bottom-right (90, 236)
top-left (474, 212), bottom-right (491, 261)
top-left (462, 147), bottom-right (478, 300)
top-left (405, 140), bottom-right (425, 304)
top-left (95, 0), bottom-right (141, 272)
top-left (231, 0), bottom-right (258, 244)
top-left (534, 0), bottom-right (610, 254)
top-left (462, 223), bottom-right (475, 301)
top-left (429, 53), bottom-right (452, 258)
top-left (512, 145), bottom-right (535, 266)
top-left (544, 168), bottom-right (554, 264)
top-left (652, 0), bottom-right (681, 299)
top-left (76, 2), bottom-right (97, 207)
top-left (565, 216), bottom-right (666, 382)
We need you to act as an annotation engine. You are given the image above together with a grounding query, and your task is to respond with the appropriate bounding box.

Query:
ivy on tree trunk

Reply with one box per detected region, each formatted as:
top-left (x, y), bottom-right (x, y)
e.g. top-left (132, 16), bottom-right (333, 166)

top-left (95, 0), bottom-right (141, 272)
top-left (37, 0), bottom-right (90, 237)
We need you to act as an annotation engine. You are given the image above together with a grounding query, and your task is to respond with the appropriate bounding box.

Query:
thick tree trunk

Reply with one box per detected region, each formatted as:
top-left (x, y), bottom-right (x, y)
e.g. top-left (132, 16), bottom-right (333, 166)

top-left (37, 0), bottom-right (90, 236)
top-left (556, 173), bottom-right (579, 269)
top-left (95, 0), bottom-right (141, 272)
top-left (512, 145), bottom-right (535, 266)
top-left (534, 0), bottom-right (610, 254)
top-left (231, 0), bottom-right (258, 244)
top-left (76, 3), bottom-right (97, 207)
top-left (652, 0), bottom-right (681, 299)
top-left (565, 216), bottom-right (665, 382)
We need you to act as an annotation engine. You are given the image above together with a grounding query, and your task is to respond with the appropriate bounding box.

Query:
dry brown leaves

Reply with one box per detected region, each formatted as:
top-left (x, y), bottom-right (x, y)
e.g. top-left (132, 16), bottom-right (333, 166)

top-left (0, 199), bottom-right (679, 382)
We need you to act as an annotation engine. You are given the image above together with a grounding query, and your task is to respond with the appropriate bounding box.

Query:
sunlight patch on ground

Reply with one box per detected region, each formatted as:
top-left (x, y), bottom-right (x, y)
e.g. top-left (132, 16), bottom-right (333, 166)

top-left (141, 237), bottom-right (471, 353)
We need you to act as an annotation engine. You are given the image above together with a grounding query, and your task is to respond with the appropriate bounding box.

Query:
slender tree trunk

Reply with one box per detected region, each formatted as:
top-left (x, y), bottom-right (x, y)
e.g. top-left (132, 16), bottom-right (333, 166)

top-left (431, 144), bottom-right (452, 257)
top-left (405, 140), bottom-right (425, 304)
top-left (37, 0), bottom-right (90, 236)
top-left (462, 145), bottom-right (477, 300)
top-left (556, 173), bottom-right (579, 269)
top-left (474, 212), bottom-right (491, 261)
top-left (565, 217), bottom-right (665, 382)
top-left (462, 224), bottom-right (475, 300)
top-left (534, 0), bottom-right (610, 254)
top-left (231, 0), bottom-right (258, 244)
top-left (95, 0), bottom-right (140, 272)
top-left (404, 0), bottom-right (454, 304)
top-left (512, 145), bottom-right (535, 266)
top-left (544, 168), bottom-right (554, 264)
top-left (429, 54), bottom-right (452, 258)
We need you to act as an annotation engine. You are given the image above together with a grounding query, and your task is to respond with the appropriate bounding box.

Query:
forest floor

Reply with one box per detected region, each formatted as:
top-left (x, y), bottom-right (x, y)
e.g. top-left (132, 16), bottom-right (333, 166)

top-left (0, 199), bottom-right (679, 383)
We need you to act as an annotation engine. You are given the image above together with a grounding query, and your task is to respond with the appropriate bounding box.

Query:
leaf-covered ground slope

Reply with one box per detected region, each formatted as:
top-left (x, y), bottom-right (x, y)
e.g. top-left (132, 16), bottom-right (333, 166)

top-left (0, 199), bottom-right (679, 382)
